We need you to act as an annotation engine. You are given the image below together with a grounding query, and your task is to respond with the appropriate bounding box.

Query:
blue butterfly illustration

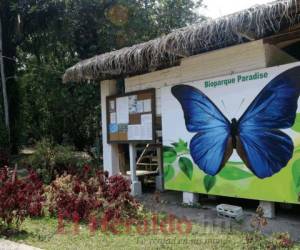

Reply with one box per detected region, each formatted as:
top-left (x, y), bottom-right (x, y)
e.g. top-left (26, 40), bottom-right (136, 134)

top-left (171, 66), bottom-right (300, 179)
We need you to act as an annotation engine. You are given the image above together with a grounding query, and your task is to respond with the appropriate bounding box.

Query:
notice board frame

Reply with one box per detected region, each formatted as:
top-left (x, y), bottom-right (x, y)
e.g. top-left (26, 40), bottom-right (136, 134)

top-left (106, 88), bottom-right (156, 144)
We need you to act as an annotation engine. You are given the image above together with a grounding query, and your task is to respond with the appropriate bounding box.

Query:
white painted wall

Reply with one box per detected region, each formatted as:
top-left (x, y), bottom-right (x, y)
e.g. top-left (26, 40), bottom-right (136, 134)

top-left (100, 80), bottom-right (120, 175)
top-left (124, 40), bottom-right (296, 115)
top-left (101, 39), bottom-right (296, 178)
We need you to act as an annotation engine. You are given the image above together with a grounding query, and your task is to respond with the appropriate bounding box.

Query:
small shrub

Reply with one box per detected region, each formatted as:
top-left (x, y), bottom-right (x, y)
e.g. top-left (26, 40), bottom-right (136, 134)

top-left (104, 174), bottom-right (139, 221)
top-left (26, 139), bottom-right (52, 183)
top-left (27, 139), bottom-right (93, 184)
top-left (0, 166), bottom-right (44, 230)
top-left (246, 206), bottom-right (270, 248)
top-left (270, 232), bottom-right (294, 248)
top-left (46, 170), bottom-right (140, 223)
top-left (250, 206), bottom-right (267, 232)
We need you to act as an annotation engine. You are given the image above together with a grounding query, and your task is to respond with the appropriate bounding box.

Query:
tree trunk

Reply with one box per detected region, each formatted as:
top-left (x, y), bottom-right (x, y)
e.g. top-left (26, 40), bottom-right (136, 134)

top-left (0, 16), bottom-right (10, 142)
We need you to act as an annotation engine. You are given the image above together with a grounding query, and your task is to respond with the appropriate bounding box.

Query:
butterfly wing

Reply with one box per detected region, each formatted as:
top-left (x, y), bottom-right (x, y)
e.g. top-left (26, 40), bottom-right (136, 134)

top-left (238, 66), bottom-right (300, 178)
top-left (172, 85), bottom-right (232, 175)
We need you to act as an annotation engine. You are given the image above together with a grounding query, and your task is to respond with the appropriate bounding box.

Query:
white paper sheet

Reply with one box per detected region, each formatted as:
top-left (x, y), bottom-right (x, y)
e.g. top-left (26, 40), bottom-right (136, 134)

top-left (128, 95), bottom-right (137, 114)
top-left (141, 124), bottom-right (152, 140)
top-left (109, 100), bottom-right (115, 111)
top-left (141, 114), bottom-right (152, 124)
top-left (116, 97), bottom-right (129, 123)
top-left (110, 112), bottom-right (117, 123)
top-left (137, 100), bottom-right (144, 113)
top-left (143, 99), bottom-right (151, 112)
top-left (128, 125), bottom-right (141, 140)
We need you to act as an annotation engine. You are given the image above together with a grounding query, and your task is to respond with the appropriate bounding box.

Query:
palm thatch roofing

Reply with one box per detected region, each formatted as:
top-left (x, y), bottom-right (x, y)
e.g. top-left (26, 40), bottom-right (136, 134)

top-left (63, 0), bottom-right (300, 83)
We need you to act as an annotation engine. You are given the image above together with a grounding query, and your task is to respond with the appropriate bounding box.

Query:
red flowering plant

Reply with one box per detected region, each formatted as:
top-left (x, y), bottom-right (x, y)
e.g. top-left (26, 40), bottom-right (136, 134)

top-left (0, 166), bottom-right (44, 230)
top-left (46, 168), bottom-right (140, 224)
top-left (103, 174), bottom-right (140, 221)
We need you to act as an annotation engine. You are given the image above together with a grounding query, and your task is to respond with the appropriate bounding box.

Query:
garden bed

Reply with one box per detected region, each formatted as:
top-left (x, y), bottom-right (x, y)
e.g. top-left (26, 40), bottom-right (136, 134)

top-left (2, 208), bottom-right (299, 250)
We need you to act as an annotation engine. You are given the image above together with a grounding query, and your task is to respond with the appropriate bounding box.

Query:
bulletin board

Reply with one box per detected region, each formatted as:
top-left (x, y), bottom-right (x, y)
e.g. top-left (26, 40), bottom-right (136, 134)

top-left (106, 88), bottom-right (156, 144)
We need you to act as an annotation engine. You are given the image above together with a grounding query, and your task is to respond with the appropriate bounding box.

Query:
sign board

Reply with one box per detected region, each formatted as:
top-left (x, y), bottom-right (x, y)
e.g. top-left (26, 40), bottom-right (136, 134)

top-left (107, 89), bottom-right (156, 143)
top-left (161, 62), bottom-right (300, 204)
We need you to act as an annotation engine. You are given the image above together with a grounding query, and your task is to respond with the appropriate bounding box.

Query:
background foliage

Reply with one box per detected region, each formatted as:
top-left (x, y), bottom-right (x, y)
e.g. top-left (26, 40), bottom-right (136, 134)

top-left (0, 0), bottom-right (205, 152)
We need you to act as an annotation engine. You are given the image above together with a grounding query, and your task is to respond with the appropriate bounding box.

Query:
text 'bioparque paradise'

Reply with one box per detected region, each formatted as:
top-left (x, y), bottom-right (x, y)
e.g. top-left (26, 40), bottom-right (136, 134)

top-left (204, 72), bottom-right (268, 88)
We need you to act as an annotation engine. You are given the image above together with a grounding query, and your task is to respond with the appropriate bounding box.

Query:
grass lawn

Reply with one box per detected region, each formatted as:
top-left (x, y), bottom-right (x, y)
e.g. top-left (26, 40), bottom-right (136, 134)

top-left (2, 215), bottom-right (299, 250)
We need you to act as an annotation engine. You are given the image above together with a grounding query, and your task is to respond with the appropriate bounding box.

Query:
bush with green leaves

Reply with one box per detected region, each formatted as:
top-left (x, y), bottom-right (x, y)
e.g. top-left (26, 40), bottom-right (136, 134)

top-left (25, 139), bottom-right (96, 184)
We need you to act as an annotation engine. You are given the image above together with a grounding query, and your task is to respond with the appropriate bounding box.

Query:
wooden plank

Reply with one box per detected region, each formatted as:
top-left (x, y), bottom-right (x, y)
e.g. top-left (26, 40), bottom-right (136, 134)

top-left (126, 170), bottom-right (158, 177)
top-left (264, 28), bottom-right (300, 45)
top-left (264, 44), bottom-right (297, 67)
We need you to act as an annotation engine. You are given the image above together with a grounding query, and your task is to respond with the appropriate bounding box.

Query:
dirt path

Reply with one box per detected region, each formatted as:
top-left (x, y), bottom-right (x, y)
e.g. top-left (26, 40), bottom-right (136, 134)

top-left (139, 190), bottom-right (300, 242)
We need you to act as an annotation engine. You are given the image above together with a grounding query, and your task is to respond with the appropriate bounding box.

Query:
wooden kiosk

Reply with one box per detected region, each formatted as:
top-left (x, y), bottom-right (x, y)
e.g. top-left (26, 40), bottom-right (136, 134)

top-left (63, 0), bottom-right (300, 217)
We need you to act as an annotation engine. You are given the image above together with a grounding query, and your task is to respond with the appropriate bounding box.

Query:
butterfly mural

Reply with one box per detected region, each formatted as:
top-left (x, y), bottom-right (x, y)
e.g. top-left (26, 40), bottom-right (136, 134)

top-left (172, 66), bottom-right (300, 179)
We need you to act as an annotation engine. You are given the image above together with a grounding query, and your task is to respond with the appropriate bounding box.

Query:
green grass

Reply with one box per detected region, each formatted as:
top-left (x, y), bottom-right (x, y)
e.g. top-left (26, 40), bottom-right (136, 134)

top-left (2, 215), bottom-right (299, 250)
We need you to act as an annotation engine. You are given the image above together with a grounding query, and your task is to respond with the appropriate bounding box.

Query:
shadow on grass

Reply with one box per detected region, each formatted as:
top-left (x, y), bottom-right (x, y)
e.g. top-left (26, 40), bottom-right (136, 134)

top-left (1, 216), bottom-right (58, 244)
top-left (0, 228), bottom-right (34, 240)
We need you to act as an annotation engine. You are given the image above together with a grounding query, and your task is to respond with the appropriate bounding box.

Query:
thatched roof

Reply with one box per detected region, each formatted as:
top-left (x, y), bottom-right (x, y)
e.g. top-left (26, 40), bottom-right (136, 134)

top-left (63, 0), bottom-right (300, 83)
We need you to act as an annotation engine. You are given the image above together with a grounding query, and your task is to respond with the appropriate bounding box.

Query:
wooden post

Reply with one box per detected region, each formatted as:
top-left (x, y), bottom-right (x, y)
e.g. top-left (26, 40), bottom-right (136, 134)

top-left (155, 145), bottom-right (164, 191)
top-left (0, 16), bottom-right (10, 141)
top-left (129, 143), bottom-right (141, 196)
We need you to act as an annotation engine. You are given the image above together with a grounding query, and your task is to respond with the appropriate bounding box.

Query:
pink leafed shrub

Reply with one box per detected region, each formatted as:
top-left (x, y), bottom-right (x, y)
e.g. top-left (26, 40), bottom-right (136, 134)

top-left (46, 168), bottom-right (140, 222)
top-left (0, 166), bottom-right (44, 229)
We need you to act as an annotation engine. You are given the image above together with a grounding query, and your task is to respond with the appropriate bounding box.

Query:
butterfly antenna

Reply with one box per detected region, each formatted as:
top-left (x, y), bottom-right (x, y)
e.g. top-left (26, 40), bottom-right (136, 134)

top-left (221, 100), bottom-right (227, 112)
top-left (234, 98), bottom-right (245, 117)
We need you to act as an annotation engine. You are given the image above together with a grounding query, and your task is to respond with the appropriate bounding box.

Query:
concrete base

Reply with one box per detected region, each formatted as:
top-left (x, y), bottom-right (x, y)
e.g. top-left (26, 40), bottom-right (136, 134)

top-left (155, 175), bottom-right (164, 191)
top-left (259, 201), bottom-right (275, 219)
top-left (131, 180), bottom-right (142, 197)
top-left (183, 192), bottom-right (199, 205)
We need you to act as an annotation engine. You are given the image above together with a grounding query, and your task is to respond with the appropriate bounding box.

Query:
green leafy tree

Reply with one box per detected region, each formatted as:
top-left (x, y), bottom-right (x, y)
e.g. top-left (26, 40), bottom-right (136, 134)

top-left (1, 0), bottom-right (206, 151)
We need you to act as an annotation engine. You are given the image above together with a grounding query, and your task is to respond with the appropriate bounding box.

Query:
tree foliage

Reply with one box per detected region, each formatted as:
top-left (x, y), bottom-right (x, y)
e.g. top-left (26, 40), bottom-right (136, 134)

top-left (0, 0), bottom-right (205, 151)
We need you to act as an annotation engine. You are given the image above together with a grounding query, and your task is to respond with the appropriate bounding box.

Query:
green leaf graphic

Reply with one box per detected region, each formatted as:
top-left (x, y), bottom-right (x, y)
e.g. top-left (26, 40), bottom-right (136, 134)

top-left (172, 139), bottom-right (188, 153)
top-left (292, 113), bottom-right (300, 132)
top-left (204, 175), bottom-right (216, 192)
top-left (163, 146), bottom-right (177, 164)
top-left (164, 165), bottom-right (175, 182)
top-left (226, 161), bottom-right (244, 166)
top-left (219, 166), bottom-right (253, 180)
top-left (294, 146), bottom-right (300, 154)
top-left (292, 159), bottom-right (300, 189)
top-left (178, 157), bottom-right (193, 180)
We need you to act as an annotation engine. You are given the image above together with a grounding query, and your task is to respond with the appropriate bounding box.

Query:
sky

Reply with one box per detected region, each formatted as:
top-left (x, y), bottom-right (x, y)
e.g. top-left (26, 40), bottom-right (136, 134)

top-left (199, 0), bottom-right (274, 19)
